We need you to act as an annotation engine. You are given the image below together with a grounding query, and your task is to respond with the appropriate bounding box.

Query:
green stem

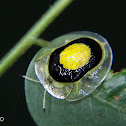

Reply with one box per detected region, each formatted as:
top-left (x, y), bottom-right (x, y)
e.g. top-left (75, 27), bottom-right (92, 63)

top-left (32, 38), bottom-right (49, 47)
top-left (0, 0), bottom-right (73, 77)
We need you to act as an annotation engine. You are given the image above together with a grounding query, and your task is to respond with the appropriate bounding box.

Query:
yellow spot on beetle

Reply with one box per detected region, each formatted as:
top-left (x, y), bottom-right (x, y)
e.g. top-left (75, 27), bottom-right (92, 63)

top-left (60, 43), bottom-right (91, 70)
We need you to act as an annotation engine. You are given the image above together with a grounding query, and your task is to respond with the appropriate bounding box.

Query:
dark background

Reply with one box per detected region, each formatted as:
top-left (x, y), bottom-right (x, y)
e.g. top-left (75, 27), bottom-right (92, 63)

top-left (0, 0), bottom-right (125, 126)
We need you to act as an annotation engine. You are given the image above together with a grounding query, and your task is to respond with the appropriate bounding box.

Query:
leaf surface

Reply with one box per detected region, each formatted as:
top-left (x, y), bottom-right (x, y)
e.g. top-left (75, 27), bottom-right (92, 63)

top-left (25, 50), bottom-right (126, 126)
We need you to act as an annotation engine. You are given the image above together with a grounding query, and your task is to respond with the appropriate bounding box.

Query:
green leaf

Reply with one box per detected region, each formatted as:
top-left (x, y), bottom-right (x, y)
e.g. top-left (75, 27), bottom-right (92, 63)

top-left (25, 50), bottom-right (126, 126)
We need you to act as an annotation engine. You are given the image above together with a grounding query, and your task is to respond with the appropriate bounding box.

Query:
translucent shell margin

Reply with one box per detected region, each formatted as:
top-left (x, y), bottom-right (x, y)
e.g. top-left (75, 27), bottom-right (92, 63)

top-left (35, 31), bottom-right (113, 101)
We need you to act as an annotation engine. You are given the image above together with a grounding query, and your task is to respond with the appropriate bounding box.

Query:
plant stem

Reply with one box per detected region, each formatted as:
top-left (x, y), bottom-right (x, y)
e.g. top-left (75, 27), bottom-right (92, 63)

top-left (32, 38), bottom-right (49, 47)
top-left (0, 0), bottom-right (73, 77)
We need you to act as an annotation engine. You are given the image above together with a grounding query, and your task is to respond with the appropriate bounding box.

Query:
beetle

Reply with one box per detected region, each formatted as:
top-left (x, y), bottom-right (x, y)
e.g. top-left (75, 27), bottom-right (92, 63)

top-left (34, 31), bottom-right (113, 102)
